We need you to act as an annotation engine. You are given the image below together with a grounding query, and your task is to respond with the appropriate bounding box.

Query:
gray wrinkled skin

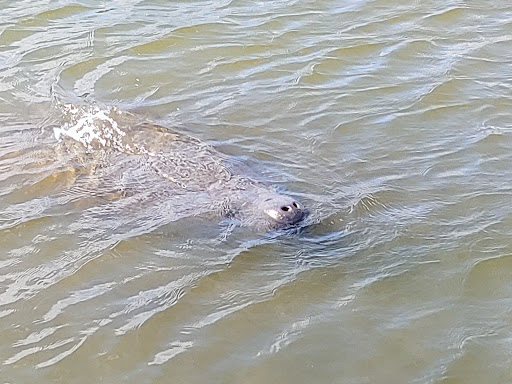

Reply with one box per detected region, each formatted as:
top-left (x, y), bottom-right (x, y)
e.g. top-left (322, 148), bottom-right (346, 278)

top-left (53, 104), bottom-right (307, 232)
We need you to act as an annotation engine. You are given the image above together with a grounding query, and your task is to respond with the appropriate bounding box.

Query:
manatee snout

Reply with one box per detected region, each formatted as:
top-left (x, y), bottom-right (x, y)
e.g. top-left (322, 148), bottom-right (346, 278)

top-left (256, 194), bottom-right (308, 229)
top-left (263, 196), bottom-right (306, 225)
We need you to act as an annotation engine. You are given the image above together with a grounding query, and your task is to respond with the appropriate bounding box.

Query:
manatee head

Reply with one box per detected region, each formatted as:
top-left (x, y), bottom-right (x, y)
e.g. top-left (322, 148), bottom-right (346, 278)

top-left (258, 193), bottom-right (306, 227)
top-left (225, 184), bottom-right (308, 231)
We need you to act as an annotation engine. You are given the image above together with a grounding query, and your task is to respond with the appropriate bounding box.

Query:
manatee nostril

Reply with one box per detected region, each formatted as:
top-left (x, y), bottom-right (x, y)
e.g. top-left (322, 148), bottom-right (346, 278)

top-left (281, 206), bottom-right (290, 212)
top-left (292, 202), bottom-right (298, 208)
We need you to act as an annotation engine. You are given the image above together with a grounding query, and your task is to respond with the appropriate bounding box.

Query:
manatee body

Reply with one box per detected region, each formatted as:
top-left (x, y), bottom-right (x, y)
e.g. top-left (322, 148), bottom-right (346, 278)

top-left (53, 104), bottom-right (306, 231)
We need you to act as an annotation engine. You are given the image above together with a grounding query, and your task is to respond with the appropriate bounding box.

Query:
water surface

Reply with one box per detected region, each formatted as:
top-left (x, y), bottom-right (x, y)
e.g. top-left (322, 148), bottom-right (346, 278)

top-left (1, 0), bottom-right (512, 383)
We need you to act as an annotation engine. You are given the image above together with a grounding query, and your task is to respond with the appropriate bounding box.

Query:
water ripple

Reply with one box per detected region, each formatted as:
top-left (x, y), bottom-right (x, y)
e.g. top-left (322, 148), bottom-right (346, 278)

top-left (2, 0), bottom-right (512, 382)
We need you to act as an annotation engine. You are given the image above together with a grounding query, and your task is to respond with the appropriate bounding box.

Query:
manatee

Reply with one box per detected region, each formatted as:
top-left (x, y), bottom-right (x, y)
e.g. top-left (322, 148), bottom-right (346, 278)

top-left (52, 103), bottom-right (307, 231)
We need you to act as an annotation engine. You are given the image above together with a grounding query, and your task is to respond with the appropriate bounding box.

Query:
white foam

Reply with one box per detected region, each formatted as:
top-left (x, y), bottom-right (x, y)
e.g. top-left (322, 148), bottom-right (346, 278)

top-left (53, 104), bottom-right (126, 150)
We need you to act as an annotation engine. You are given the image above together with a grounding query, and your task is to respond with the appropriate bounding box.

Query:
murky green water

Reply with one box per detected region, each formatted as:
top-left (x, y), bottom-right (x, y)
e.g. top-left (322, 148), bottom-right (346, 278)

top-left (2, 0), bottom-right (512, 382)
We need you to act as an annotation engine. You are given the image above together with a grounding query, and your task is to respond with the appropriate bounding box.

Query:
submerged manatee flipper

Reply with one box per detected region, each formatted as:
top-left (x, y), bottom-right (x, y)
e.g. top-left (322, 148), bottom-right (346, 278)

top-left (52, 103), bottom-right (307, 231)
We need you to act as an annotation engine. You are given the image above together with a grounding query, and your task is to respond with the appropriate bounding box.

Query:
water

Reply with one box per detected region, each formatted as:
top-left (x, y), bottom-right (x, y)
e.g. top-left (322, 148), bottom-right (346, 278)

top-left (1, 0), bottom-right (512, 382)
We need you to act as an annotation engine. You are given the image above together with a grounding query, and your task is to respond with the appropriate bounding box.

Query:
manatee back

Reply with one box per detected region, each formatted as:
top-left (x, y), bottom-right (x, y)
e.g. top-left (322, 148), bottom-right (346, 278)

top-left (53, 104), bottom-right (235, 193)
